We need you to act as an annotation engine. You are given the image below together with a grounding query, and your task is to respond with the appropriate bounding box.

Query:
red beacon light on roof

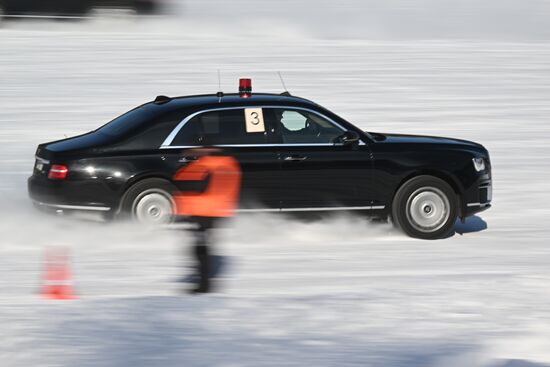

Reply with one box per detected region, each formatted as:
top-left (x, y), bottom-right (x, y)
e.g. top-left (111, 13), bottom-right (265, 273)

top-left (239, 78), bottom-right (252, 98)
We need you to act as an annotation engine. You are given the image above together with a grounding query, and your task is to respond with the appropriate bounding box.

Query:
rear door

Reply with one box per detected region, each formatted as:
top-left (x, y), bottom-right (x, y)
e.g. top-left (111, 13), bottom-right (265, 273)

top-left (161, 107), bottom-right (281, 210)
top-left (265, 107), bottom-right (373, 211)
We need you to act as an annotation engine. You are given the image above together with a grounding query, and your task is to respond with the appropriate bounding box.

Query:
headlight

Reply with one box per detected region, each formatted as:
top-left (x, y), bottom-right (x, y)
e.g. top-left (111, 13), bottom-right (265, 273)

top-left (472, 157), bottom-right (486, 172)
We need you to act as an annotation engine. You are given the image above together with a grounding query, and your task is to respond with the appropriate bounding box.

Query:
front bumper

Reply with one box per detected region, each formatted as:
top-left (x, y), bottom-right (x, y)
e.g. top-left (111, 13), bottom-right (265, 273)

top-left (463, 176), bottom-right (492, 217)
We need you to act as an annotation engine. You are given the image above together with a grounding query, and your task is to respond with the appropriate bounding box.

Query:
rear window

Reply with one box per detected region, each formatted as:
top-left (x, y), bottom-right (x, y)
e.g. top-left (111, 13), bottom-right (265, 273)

top-left (117, 112), bottom-right (183, 150)
top-left (96, 104), bottom-right (159, 138)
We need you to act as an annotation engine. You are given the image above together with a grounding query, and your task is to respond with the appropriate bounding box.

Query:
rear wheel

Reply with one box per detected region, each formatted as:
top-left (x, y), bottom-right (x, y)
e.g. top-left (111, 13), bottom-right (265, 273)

top-left (119, 178), bottom-right (176, 225)
top-left (392, 175), bottom-right (457, 239)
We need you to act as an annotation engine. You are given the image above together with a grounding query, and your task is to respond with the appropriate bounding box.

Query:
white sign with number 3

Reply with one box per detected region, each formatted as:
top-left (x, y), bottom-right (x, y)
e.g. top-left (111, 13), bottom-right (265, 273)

top-left (244, 108), bottom-right (265, 133)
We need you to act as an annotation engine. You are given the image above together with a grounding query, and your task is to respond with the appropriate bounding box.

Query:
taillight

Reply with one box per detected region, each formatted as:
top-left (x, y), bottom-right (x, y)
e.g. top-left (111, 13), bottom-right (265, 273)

top-left (48, 164), bottom-right (68, 180)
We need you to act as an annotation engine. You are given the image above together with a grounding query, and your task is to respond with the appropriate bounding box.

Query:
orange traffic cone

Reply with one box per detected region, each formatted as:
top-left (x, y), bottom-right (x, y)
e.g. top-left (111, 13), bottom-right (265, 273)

top-left (41, 247), bottom-right (77, 300)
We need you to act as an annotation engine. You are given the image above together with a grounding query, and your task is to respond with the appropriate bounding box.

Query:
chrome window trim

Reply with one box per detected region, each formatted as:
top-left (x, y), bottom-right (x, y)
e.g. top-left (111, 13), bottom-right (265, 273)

top-left (161, 143), bottom-right (337, 149)
top-left (160, 105), bottom-right (365, 148)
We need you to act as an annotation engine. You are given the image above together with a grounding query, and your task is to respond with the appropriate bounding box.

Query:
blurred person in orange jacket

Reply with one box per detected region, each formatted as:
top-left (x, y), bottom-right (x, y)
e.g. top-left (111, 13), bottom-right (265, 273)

top-left (172, 148), bottom-right (241, 294)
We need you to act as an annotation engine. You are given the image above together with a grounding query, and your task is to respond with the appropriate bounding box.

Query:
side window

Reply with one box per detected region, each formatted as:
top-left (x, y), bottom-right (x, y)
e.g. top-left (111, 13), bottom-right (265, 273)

top-left (270, 108), bottom-right (344, 144)
top-left (121, 111), bottom-right (185, 150)
top-left (281, 111), bottom-right (307, 131)
top-left (171, 109), bottom-right (267, 146)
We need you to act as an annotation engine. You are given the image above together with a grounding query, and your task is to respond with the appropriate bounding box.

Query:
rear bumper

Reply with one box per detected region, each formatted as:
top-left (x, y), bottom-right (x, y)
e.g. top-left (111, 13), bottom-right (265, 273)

top-left (28, 175), bottom-right (114, 212)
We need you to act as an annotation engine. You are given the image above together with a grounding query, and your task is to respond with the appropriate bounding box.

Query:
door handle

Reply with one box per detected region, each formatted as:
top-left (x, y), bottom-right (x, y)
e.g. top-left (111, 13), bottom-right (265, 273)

top-left (179, 156), bottom-right (198, 163)
top-left (282, 155), bottom-right (308, 162)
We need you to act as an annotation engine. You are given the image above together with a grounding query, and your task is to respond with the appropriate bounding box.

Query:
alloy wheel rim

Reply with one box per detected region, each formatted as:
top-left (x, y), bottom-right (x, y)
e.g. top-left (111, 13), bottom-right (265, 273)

top-left (133, 189), bottom-right (174, 225)
top-left (405, 186), bottom-right (450, 233)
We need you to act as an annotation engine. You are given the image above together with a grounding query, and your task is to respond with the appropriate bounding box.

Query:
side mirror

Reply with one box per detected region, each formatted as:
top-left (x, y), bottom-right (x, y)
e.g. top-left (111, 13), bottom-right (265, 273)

top-left (336, 130), bottom-right (360, 146)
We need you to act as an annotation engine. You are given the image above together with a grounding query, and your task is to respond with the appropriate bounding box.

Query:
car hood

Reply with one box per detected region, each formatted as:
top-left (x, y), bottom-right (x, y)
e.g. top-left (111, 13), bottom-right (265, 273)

top-left (368, 132), bottom-right (485, 150)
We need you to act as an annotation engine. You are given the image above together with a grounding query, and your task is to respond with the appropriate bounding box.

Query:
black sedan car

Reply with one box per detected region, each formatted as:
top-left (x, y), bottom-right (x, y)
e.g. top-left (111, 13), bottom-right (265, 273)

top-left (28, 88), bottom-right (492, 239)
top-left (0, 0), bottom-right (161, 18)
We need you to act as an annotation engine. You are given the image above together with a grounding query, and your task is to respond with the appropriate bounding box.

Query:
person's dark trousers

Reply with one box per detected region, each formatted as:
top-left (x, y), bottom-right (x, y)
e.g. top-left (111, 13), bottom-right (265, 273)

top-left (191, 216), bottom-right (217, 293)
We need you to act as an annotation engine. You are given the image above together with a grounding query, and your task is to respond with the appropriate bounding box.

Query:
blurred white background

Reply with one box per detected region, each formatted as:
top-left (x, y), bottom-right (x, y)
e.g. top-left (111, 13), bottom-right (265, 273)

top-left (1, 1), bottom-right (550, 367)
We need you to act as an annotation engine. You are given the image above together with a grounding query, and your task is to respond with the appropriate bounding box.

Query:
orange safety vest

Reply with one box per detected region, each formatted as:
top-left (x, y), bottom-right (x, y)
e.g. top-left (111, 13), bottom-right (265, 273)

top-left (172, 155), bottom-right (242, 218)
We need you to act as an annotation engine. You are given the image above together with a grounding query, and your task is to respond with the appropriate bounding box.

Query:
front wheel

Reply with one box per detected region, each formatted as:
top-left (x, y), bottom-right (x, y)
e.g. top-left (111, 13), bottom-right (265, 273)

top-left (119, 178), bottom-right (176, 226)
top-left (392, 175), bottom-right (457, 239)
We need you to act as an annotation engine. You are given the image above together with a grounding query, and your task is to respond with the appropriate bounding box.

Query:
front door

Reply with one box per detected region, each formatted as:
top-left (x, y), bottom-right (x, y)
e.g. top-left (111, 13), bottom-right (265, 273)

top-left (265, 107), bottom-right (373, 211)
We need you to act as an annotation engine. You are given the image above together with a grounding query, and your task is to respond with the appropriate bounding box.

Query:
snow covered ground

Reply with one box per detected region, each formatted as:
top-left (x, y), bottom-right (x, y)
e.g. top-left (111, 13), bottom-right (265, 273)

top-left (1, 12), bottom-right (550, 367)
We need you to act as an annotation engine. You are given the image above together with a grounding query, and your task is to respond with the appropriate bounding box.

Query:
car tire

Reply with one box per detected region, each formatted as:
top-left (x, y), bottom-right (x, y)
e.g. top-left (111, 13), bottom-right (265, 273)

top-left (392, 175), bottom-right (457, 240)
top-left (119, 178), bottom-right (176, 225)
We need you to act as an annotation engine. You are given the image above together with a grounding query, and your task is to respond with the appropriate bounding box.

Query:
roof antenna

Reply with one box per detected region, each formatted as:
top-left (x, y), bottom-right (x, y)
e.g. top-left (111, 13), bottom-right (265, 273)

top-left (216, 69), bottom-right (224, 102)
top-left (278, 71), bottom-right (291, 96)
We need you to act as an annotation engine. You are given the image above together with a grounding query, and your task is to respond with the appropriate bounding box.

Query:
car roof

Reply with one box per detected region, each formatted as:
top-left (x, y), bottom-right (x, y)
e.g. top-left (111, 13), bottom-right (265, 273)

top-left (145, 93), bottom-right (319, 113)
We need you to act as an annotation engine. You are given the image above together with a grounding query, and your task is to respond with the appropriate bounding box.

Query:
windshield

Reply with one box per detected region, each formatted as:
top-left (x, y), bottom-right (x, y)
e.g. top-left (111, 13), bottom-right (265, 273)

top-left (96, 104), bottom-right (158, 137)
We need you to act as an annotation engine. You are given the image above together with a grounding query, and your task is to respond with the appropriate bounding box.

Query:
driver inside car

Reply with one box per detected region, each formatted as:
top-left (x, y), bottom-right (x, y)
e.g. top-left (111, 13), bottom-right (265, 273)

top-left (273, 110), bottom-right (323, 141)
